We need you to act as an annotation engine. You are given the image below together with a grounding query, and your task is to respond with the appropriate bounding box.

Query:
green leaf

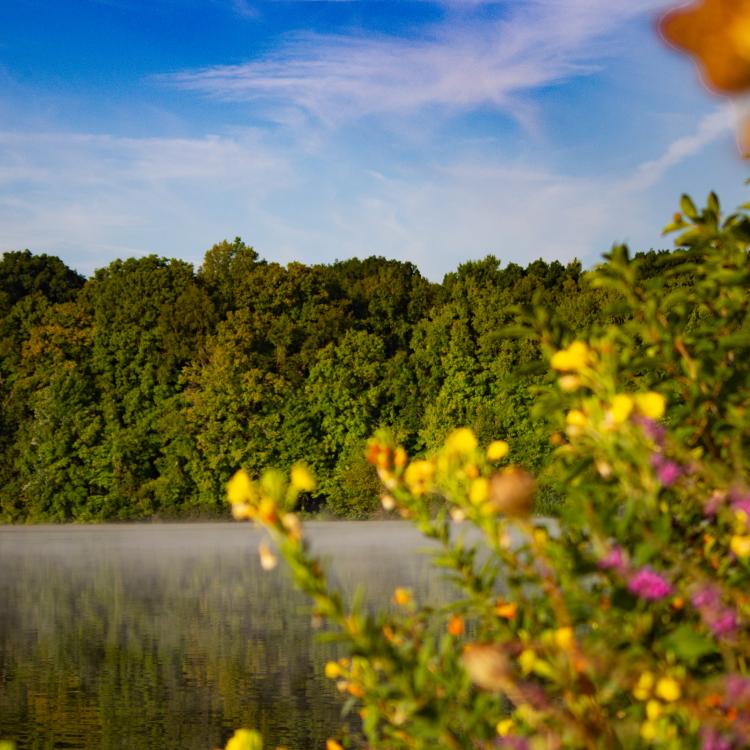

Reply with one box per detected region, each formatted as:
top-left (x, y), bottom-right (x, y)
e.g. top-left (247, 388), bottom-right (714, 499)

top-left (680, 194), bottom-right (698, 219)
top-left (661, 625), bottom-right (716, 666)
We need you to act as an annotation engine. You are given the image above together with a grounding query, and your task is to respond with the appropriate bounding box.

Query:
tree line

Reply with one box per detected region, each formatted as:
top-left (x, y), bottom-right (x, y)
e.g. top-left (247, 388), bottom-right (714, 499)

top-left (0, 241), bottom-right (691, 521)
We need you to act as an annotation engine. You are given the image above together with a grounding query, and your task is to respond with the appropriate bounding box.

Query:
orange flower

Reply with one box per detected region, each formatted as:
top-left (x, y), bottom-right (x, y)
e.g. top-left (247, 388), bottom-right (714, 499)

top-left (495, 600), bottom-right (518, 620)
top-left (448, 614), bottom-right (465, 636)
top-left (660, 0), bottom-right (750, 94)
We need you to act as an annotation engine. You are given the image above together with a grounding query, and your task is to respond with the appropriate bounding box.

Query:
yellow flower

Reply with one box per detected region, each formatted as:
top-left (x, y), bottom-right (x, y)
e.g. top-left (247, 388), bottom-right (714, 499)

top-left (225, 729), bottom-right (263, 750)
top-left (486, 440), bottom-right (510, 461)
top-left (393, 587), bottom-right (412, 606)
top-left (610, 394), bottom-right (634, 424)
top-left (646, 700), bottom-right (663, 720)
top-left (403, 460), bottom-right (435, 495)
top-left (551, 341), bottom-right (590, 372)
top-left (326, 740), bottom-right (344, 750)
top-left (231, 502), bottom-right (254, 521)
top-left (730, 534), bottom-right (750, 558)
top-left (566, 409), bottom-right (587, 427)
top-left (324, 661), bottom-right (341, 679)
top-left (640, 720), bottom-right (658, 742)
top-left (554, 626), bottom-right (574, 651)
top-left (496, 719), bottom-right (514, 736)
top-left (394, 446), bottom-right (408, 468)
top-left (519, 648), bottom-right (537, 674)
top-left (290, 464), bottom-right (316, 492)
top-left (558, 374), bottom-right (582, 392)
top-left (469, 477), bottom-right (490, 505)
top-left (655, 676), bottom-right (681, 702)
top-left (445, 427), bottom-right (478, 454)
top-left (635, 392), bottom-right (666, 420)
top-left (227, 469), bottom-right (253, 506)
top-left (633, 671), bottom-right (655, 701)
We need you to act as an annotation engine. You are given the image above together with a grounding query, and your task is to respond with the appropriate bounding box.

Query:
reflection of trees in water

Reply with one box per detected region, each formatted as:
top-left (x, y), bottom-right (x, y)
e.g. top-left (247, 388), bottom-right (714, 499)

top-left (0, 524), bottom-right (456, 750)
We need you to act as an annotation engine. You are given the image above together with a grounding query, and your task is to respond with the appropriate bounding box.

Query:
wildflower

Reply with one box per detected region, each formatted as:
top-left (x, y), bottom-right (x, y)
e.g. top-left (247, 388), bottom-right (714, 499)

top-left (598, 545), bottom-right (628, 575)
top-left (628, 568), bottom-right (672, 600)
top-left (227, 469), bottom-right (253, 506)
top-left (444, 427), bottom-right (478, 455)
top-left (558, 374), bottom-right (581, 392)
top-left (394, 446), bottom-right (408, 469)
top-left (393, 587), bottom-right (412, 606)
top-left (495, 600), bottom-right (518, 620)
top-left (324, 661), bottom-right (341, 679)
top-left (469, 477), bottom-right (490, 505)
top-left (487, 440), bottom-right (510, 461)
top-left (554, 626), bottom-right (574, 650)
top-left (403, 460), bottom-right (435, 496)
top-left (699, 728), bottom-right (732, 750)
top-left (225, 729), bottom-right (263, 750)
top-left (610, 394), bottom-right (634, 424)
top-left (290, 463), bottom-right (315, 492)
top-left (486, 467), bottom-right (536, 518)
top-left (519, 649), bottom-right (537, 674)
top-left (730, 534), bottom-right (750, 558)
top-left (635, 391), bottom-right (666, 420)
top-left (326, 739), bottom-right (344, 750)
top-left (258, 541), bottom-right (278, 571)
top-left (646, 700), bottom-right (662, 720)
top-left (565, 409), bottom-right (587, 427)
top-left (655, 676), bottom-right (681, 702)
top-left (640, 721), bottom-right (658, 742)
top-left (496, 719), bottom-right (514, 736)
top-left (281, 512), bottom-right (302, 540)
top-left (634, 415), bottom-right (666, 445)
top-left (448, 614), bottom-right (465, 636)
top-left (724, 674), bottom-right (750, 705)
top-left (231, 502), bottom-right (254, 521)
top-left (462, 643), bottom-right (512, 692)
top-left (651, 454), bottom-right (682, 486)
top-left (634, 671), bottom-right (655, 700)
top-left (550, 341), bottom-right (590, 372)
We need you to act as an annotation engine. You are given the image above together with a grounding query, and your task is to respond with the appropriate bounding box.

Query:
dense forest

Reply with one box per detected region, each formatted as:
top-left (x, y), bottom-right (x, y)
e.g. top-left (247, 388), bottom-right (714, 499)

top-left (0, 241), bottom-right (689, 521)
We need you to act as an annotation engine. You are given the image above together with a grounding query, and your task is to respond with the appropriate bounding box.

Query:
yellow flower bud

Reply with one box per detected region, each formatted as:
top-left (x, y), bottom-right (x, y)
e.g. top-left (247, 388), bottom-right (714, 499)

top-left (635, 392), bottom-right (666, 420)
top-left (551, 341), bottom-right (590, 372)
top-left (227, 469), bottom-right (253, 506)
top-left (655, 676), bottom-right (681, 702)
top-left (326, 740), bottom-right (344, 750)
top-left (558, 374), bottom-right (582, 392)
top-left (486, 440), bottom-right (510, 461)
top-left (258, 541), bottom-right (278, 571)
top-left (640, 720), bottom-right (658, 742)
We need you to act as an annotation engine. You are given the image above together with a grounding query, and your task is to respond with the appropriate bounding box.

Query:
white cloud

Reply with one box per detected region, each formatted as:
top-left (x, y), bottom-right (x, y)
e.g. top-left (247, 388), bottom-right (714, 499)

top-left (166, 0), bottom-right (671, 124)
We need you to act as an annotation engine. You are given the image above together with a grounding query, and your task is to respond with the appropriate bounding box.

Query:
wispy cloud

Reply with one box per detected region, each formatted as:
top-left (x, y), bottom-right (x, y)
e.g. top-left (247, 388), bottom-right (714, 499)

top-left (166, 0), bottom-right (670, 124)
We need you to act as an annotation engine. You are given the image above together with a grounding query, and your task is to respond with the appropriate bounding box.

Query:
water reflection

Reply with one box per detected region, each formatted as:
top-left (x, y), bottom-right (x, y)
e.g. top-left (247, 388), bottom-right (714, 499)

top-left (0, 522), bottom-right (454, 750)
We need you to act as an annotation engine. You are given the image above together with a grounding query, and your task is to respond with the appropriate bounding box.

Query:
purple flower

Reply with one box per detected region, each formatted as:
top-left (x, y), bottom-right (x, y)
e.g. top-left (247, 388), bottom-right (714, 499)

top-left (598, 545), bottom-right (628, 575)
top-left (692, 584), bottom-right (721, 610)
top-left (627, 567), bottom-right (672, 600)
top-left (730, 488), bottom-right (750, 517)
top-left (656, 460), bottom-right (682, 487)
top-left (498, 738), bottom-right (529, 750)
top-left (710, 610), bottom-right (739, 638)
top-left (725, 675), bottom-right (750, 706)
top-left (634, 415), bottom-right (666, 445)
top-left (704, 490), bottom-right (727, 517)
top-left (700, 728), bottom-right (732, 750)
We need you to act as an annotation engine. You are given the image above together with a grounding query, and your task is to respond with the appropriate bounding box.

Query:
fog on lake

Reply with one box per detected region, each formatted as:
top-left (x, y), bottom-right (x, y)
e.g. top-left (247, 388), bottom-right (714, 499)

top-left (0, 522), bottom-right (460, 750)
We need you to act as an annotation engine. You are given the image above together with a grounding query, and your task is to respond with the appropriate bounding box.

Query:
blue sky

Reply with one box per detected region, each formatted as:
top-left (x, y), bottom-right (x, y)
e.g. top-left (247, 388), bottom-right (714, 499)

top-left (1, 0), bottom-right (747, 280)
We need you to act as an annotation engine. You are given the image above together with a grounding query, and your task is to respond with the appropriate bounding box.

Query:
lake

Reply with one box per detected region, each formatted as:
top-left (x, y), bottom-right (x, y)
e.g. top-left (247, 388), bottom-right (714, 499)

top-left (0, 522), bottom-right (457, 750)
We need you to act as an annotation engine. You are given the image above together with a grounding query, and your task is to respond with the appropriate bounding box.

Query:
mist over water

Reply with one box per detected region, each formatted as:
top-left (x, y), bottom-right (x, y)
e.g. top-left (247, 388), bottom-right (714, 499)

top-left (0, 522), bottom-right (455, 750)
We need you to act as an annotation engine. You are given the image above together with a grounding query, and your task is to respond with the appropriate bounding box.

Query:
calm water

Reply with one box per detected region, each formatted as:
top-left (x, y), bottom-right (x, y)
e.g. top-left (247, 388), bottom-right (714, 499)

top-left (0, 522), bottom-right (456, 750)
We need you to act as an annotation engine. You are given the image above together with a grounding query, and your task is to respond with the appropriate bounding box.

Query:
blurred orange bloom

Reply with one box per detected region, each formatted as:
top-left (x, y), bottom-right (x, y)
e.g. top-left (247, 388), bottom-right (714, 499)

top-left (659, 0), bottom-right (750, 94)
